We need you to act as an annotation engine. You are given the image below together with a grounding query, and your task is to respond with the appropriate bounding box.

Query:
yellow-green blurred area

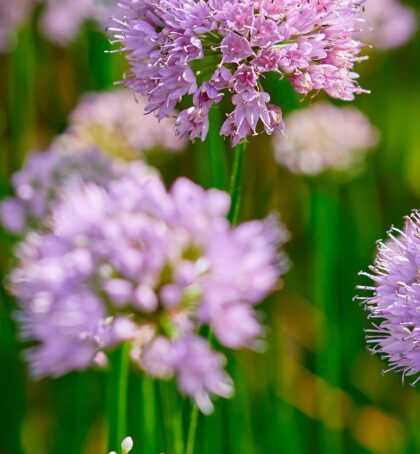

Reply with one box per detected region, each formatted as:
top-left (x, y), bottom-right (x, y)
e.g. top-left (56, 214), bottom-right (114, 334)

top-left (1, 2), bottom-right (420, 454)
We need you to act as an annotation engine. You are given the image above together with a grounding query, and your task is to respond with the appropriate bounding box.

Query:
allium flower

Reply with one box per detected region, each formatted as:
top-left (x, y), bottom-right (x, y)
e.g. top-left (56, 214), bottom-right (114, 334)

top-left (0, 146), bottom-right (154, 234)
top-left (358, 0), bottom-right (417, 50)
top-left (55, 90), bottom-right (186, 160)
top-left (110, 0), bottom-right (367, 147)
top-left (10, 172), bottom-right (289, 412)
top-left (0, 0), bottom-right (118, 48)
top-left (273, 101), bottom-right (378, 175)
top-left (0, 0), bottom-right (31, 53)
top-left (40, 0), bottom-right (105, 44)
top-left (358, 211), bottom-right (420, 383)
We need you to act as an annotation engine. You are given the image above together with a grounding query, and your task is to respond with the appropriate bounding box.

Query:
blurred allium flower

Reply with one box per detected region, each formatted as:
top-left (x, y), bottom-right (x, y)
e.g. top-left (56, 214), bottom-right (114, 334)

top-left (358, 211), bottom-right (420, 383)
top-left (55, 90), bottom-right (186, 160)
top-left (359, 0), bottom-right (417, 50)
top-left (273, 102), bottom-right (378, 175)
top-left (40, 0), bottom-right (98, 43)
top-left (10, 171), bottom-right (289, 413)
top-left (0, 0), bottom-right (118, 48)
top-left (0, 147), bottom-right (154, 234)
top-left (110, 0), bottom-right (367, 147)
top-left (0, 0), bottom-right (31, 53)
top-left (40, 0), bottom-right (112, 44)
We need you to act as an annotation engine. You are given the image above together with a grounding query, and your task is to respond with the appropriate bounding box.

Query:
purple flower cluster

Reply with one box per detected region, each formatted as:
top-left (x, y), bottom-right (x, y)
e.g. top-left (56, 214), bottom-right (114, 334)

top-left (359, 0), bottom-right (417, 50)
top-left (55, 89), bottom-right (186, 160)
top-left (111, 0), bottom-right (367, 146)
top-left (273, 101), bottom-right (378, 176)
top-left (40, 0), bottom-right (103, 44)
top-left (358, 211), bottom-right (420, 384)
top-left (0, 147), bottom-right (154, 235)
top-left (10, 170), bottom-right (289, 413)
top-left (0, 0), bottom-right (118, 50)
top-left (0, 0), bottom-right (31, 53)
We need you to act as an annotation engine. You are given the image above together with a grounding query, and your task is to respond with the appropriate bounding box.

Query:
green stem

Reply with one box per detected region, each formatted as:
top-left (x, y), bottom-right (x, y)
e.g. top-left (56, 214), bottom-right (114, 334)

top-left (186, 404), bottom-right (199, 454)
top-left (107, 343), bottom-right (130, 452)
top-left (159, 381), bottom-right (184, 454)
top-left (311, 184), bottom-right (343, 454)
top-left (207, 108), bottom-right (229, 190)
top-left (227, 142), bottom-right (247, 225)
top-left (141, 377), bottom-right (157, 454)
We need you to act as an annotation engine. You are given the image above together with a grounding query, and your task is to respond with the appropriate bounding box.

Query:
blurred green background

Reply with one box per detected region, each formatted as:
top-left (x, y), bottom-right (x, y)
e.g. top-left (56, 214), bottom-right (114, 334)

top-left (1, 2), bottom-right (420, 453)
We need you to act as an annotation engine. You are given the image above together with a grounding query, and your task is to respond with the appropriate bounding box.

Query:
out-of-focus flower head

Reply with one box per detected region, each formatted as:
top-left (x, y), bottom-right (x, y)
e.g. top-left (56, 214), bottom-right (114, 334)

top-left (273, 101), bottom-right (378, 176)
top-left (110, 0), bottom-right (368, 147)
top-left (40, 0), bottom-right (104, 44)
top-left (358, 0), bottom-right (417, 50)
top-left (0, 0), bottom-right (120, 49)
top-left (0, 146), bottom-right (155, 234)
top-left (55, 90), bottom-right (186, 161)
top-left (358, 211), bottom-right (420, 384)
top-left (0, 0), bottom-right (32, 53)
top-left (10, 171), bottom-right (289, 413)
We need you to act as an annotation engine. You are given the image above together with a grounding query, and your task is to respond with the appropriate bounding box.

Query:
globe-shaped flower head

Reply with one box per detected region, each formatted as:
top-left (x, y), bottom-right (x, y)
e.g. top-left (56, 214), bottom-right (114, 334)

top-left (273, 102), bottom-right (378, 176)
top-left (55, 90), bottom-right (186, 161)
top-left (358, 211), bottom-right (420, 383)
top-left (358, 0), bottom-right (417, 50)
top-left (111, 0), bottom-right (367, 146)
top-left (10, 169), bottom-right (289, 413)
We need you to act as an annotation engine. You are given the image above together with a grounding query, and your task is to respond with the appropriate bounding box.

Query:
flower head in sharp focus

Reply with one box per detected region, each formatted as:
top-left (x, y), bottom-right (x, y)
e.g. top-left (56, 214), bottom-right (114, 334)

top-left (358, 0), bottom-right (417, 50)
top-left (110, 0), bottom-right (368, 147)
top-left (10, 170), bottom-right (289, 413)
top-left (0, 146), bottom-right (155, 235)
top-left (357, 211), bottom-right (420, 384)
top-left (55, 89), bottom-right (186, 161)
top-left (273, 101), bottom-right (378, 176)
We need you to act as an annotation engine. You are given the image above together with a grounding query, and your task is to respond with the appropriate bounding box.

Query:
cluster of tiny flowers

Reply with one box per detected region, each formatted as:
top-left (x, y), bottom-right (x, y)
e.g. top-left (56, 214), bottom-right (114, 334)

top-left (0, 0), bottom-right (118, 50)
top-left (358, 0), bottom-right (417, 50)
top-left (273, 101), bottom-right (378, 175)
top-left (0, 0), bottom-right (32, 53)
top-left (358, 211), bottom-right (420, 384)
top-left (40, 0), bottom-right (105, 44)
top-left (0, 146), bottom-right (155, 234)
top-left (10, 170), bottom-right (289, 413)
top-left (110, 0), bottom-right (367, 147)
top-left (55, 90), bottom-right (186, 161)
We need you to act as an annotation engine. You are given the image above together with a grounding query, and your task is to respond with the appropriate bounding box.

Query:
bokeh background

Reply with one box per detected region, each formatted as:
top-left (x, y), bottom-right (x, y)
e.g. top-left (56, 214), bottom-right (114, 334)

top-left (1, 1), bottom-right (419, 453)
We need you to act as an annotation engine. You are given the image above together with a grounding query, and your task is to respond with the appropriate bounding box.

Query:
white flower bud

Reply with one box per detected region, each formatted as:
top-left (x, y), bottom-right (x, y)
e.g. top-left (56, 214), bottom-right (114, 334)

top-left (121, 436), bottom-right (134, 453)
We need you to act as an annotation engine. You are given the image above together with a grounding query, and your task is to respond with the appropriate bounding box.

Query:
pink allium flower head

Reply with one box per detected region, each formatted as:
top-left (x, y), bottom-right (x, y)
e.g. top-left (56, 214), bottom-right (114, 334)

top-left (10, 171), bottom-right (289, 412)
top-left (110, 0), bottom-right (368, 147)
top-left (273, 101), bottom-right (378, 175)
top-left (1, 0), bottom-right (119, 48)
top-left (40, 0), bottom-right (105, 44)
top-left (55, 90), bottom-right (186, 160)
top-left (0, 146), bottom-right (155, 235)
top-left (358, 0), bottom-right (417, 50)
top-left (0, 0), bottom-right (32, 53)
top-left (358, 211), bottom-right (420, 383)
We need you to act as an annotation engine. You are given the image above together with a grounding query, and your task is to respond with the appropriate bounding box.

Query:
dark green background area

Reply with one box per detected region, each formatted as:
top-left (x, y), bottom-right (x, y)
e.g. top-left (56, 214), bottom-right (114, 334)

top-left (0, 2), bottom-right (419, 453)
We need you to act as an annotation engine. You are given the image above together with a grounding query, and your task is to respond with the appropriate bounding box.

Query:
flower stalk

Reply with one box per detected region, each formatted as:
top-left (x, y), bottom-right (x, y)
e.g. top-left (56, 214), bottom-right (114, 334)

top-left (228, 142), bottom-right (247, 225)
top-left (107, 343), bottom-right (130, 453)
